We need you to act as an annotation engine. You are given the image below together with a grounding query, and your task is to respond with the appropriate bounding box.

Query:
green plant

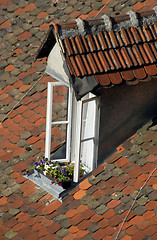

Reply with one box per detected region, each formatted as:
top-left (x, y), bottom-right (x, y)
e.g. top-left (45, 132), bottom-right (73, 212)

top-left (21, 156), bottom-right (85, 188)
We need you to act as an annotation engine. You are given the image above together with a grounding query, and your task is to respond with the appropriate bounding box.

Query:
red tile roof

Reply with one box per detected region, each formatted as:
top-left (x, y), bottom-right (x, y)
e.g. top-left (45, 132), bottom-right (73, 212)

top-left (37, 8), bottom-right (157, 88)
top-left (0, 0), bottom-right (157, 240)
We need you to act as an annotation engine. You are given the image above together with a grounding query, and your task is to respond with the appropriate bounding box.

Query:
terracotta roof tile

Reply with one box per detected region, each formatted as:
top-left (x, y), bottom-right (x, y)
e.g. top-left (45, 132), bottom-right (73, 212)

top-left (69, 57), bottom-right (81, 76)
top-left (97, 32), bottom-right (107, 50)
top-left (74, 35), bottom-right (85, 54)
top-left (143, 42), bottom-right (156, 63)
top-left (121, 70), bottom-right (134, 81)
top-left (64, 38), bottom-right (73, 56)
top-left (108, 72), bottom-right (122, 84)
top-left (87, 53), bottom-right (99, 74)
top-left (36, 9), bottom-right (157, 92)
top-left (95, 74), bottom-right (110, 86)
top-left (1, 1), bottom-right (157, 240)
top-left (75, 55), bottom-right (87, 76)
top-left (71, 37), bottom-right (79, 55)
top-left (81, 55), bottom-right (92, 75)
top-left (97, 51), bottom-right (110, 71)
top-left (133, 68), bottom-right (147, 79)
top-left (82, 35), bottom-right (90, 52)
top-left (129, 47), bottom-right (139, 66)
top-left (93, 34), bottom-right (102, 50)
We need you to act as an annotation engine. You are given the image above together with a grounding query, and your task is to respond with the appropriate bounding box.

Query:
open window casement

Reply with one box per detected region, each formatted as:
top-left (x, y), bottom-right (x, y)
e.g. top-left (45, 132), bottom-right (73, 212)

top-left (45, 83), bottom-right (100, 183)
top-left (45, 82), bottom-right (72, 162)
top-left (73, 93), bottom-right (100, 183)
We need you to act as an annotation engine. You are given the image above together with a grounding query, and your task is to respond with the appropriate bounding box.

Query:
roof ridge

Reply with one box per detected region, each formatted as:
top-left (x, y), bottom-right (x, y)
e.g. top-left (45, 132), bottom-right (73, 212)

top-left (51, 8), bottom-right (157, 36)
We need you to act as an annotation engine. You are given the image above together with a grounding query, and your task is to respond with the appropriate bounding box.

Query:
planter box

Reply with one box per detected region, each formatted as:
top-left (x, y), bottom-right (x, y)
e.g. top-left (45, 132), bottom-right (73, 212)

top-left (37, 169), bottom-right (72, 189)
top-left (24, 170), bottom-right (69, 201)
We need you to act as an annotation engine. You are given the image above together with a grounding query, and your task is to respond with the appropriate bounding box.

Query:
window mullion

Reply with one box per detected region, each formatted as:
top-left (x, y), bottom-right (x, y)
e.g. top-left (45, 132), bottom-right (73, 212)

top-left (73, 100), bottom-right (82, 183)
top-left (52, 121), bottom-right (69, 125)
top-left (66, 86), bottom-right (72, 161)
top-left (45, 83), bottom-right (53, 160)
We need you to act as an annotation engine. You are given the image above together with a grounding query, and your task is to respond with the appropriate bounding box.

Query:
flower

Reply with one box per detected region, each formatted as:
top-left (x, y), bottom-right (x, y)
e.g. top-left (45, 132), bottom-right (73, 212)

top-left (21, 156), bottom-right (85, 189)
top-left (45, 164), bottom-right (49, 170)
top-left (34, 162), bottom-right (39, 166)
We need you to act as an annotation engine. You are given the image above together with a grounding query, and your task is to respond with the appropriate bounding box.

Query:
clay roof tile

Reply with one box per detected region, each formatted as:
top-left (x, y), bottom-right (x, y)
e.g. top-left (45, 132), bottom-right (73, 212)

top-left (144, 64), bottom-right (157, 75)
top-left (75, 55), bottom-right (87, 76)
top-left (75, 35), bottom-right (85, 54)
top-left (127, 28), bottom-right (135, 45)
top-left (142, 24), bottom-right (153, 41)
top-left (108, 72), bottom-right (122, 84)
top-left (109, 49), bottom-right (122, 69)
top-left (138, 45), bottom-right (150, 64)
top-left (87, 34), bottom-right (96, 52)
top-left (95, 74), bottom-right (111, 86)
top-left (70, 37), bottom-right (79, 55)
top-left (93, 53), bottom-right (104, 73)
top-left (108, 31), bottom-right (119, 48)
top-left (120, 28), bottom-right (131, 46)
top-left (81, 55), bottom-right (92, 75)
top-left (97, 32), bottom-right (108, 50)
top-left (121, 70), bottom-right (134, 81)
top-left (36, 8), bottom-right (157, 94)
top-left (69, 56), bottom-right (81, 76)
top-left (143, 43), bottom-right (156, 63)
top-left (116, 49), bottom-right (127, 69)
top-left (93, 34), bottom-right (101, 51)
top-left (130, 27), bottom-right (142, 44)
top-left (133, 68), bottom-right (147, 80)
top-left (97, 51), bottom-right (110, 72)
top-left (120, 47), bottom-right (133, 68)
top-left (64, 37), bottom-right (73, 56)
top-left (86, 53), bottom-right (99, 74)
top-left (132, 45), bottom-right (144, 65)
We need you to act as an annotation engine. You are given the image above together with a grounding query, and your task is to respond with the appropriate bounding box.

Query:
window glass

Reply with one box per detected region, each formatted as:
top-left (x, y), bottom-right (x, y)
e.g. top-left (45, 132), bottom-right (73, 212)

top-left (52, 85), bottom-right (68, 122)
top-left (50, 124), bottom-right (67, 159)
top-left (80, 99), bottom-right (96, 172)
top-left (45, 82), bottom-right (71, 162)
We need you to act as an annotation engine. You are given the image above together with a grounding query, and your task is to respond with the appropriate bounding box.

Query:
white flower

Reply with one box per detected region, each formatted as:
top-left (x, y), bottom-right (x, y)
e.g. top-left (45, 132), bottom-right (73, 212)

top-left (43, 171), bottom-right (47, 175)
top-left (45, 164), bottom-right (49, 170)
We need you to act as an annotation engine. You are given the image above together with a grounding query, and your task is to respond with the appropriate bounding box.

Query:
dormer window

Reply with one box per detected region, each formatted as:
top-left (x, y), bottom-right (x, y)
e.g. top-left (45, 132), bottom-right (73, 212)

top-left (45, 80), bottom-right (100, 183)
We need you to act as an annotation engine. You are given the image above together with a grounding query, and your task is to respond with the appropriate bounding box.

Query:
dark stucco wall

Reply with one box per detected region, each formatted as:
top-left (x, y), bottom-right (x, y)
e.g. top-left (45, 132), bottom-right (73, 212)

top-left (98, 79), bottom-right (157, 162)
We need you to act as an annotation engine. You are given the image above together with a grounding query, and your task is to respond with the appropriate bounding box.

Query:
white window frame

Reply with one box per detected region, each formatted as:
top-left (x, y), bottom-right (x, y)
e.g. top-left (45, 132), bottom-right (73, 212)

top-left (45, 81), bottom-right (72, 162)
top-left (73, 93), bottom-right (100, 182)
top-left (45, 82), bottom-right (100, 183)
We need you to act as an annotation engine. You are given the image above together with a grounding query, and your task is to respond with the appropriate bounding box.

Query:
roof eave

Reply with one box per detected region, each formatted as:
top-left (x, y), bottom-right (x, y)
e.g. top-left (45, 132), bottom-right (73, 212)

top-left (35, 23), bottom-right (58, 60)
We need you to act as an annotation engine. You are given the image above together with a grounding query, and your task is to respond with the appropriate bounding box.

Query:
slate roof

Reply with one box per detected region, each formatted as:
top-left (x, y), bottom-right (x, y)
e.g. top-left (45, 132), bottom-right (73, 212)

top-left (0, 0), bottom-right (157, 240)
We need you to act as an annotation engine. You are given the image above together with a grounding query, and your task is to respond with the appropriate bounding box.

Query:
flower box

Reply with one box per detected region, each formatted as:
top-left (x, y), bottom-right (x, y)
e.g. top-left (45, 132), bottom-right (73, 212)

top-left (21, 156), bottom-right (85, 189)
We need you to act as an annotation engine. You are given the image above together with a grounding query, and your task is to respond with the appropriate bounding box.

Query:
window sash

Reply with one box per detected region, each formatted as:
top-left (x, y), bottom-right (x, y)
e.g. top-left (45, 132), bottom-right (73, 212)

top-left (45, 82), bottom-right (72, 162)
top-left (73, 93), bottom-right (100, 182)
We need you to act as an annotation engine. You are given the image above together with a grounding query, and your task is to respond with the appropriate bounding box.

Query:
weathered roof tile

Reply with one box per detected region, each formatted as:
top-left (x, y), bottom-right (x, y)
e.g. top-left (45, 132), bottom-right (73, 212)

top-left (1, 1), bottom-right (157, 240)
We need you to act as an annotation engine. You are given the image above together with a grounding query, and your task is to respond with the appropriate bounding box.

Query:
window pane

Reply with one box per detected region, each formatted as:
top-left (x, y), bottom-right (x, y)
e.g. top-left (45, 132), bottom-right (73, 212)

top-left (81, 100), bottom-right (95, 140)
top-left (80, 140), bottom-right (94, 171)
top-left (50, 124), bottom-right (67, 159)
top-left (80, 100), bottom-right (96, 172)
top-left (52, 85), bottom-right (68, 122)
